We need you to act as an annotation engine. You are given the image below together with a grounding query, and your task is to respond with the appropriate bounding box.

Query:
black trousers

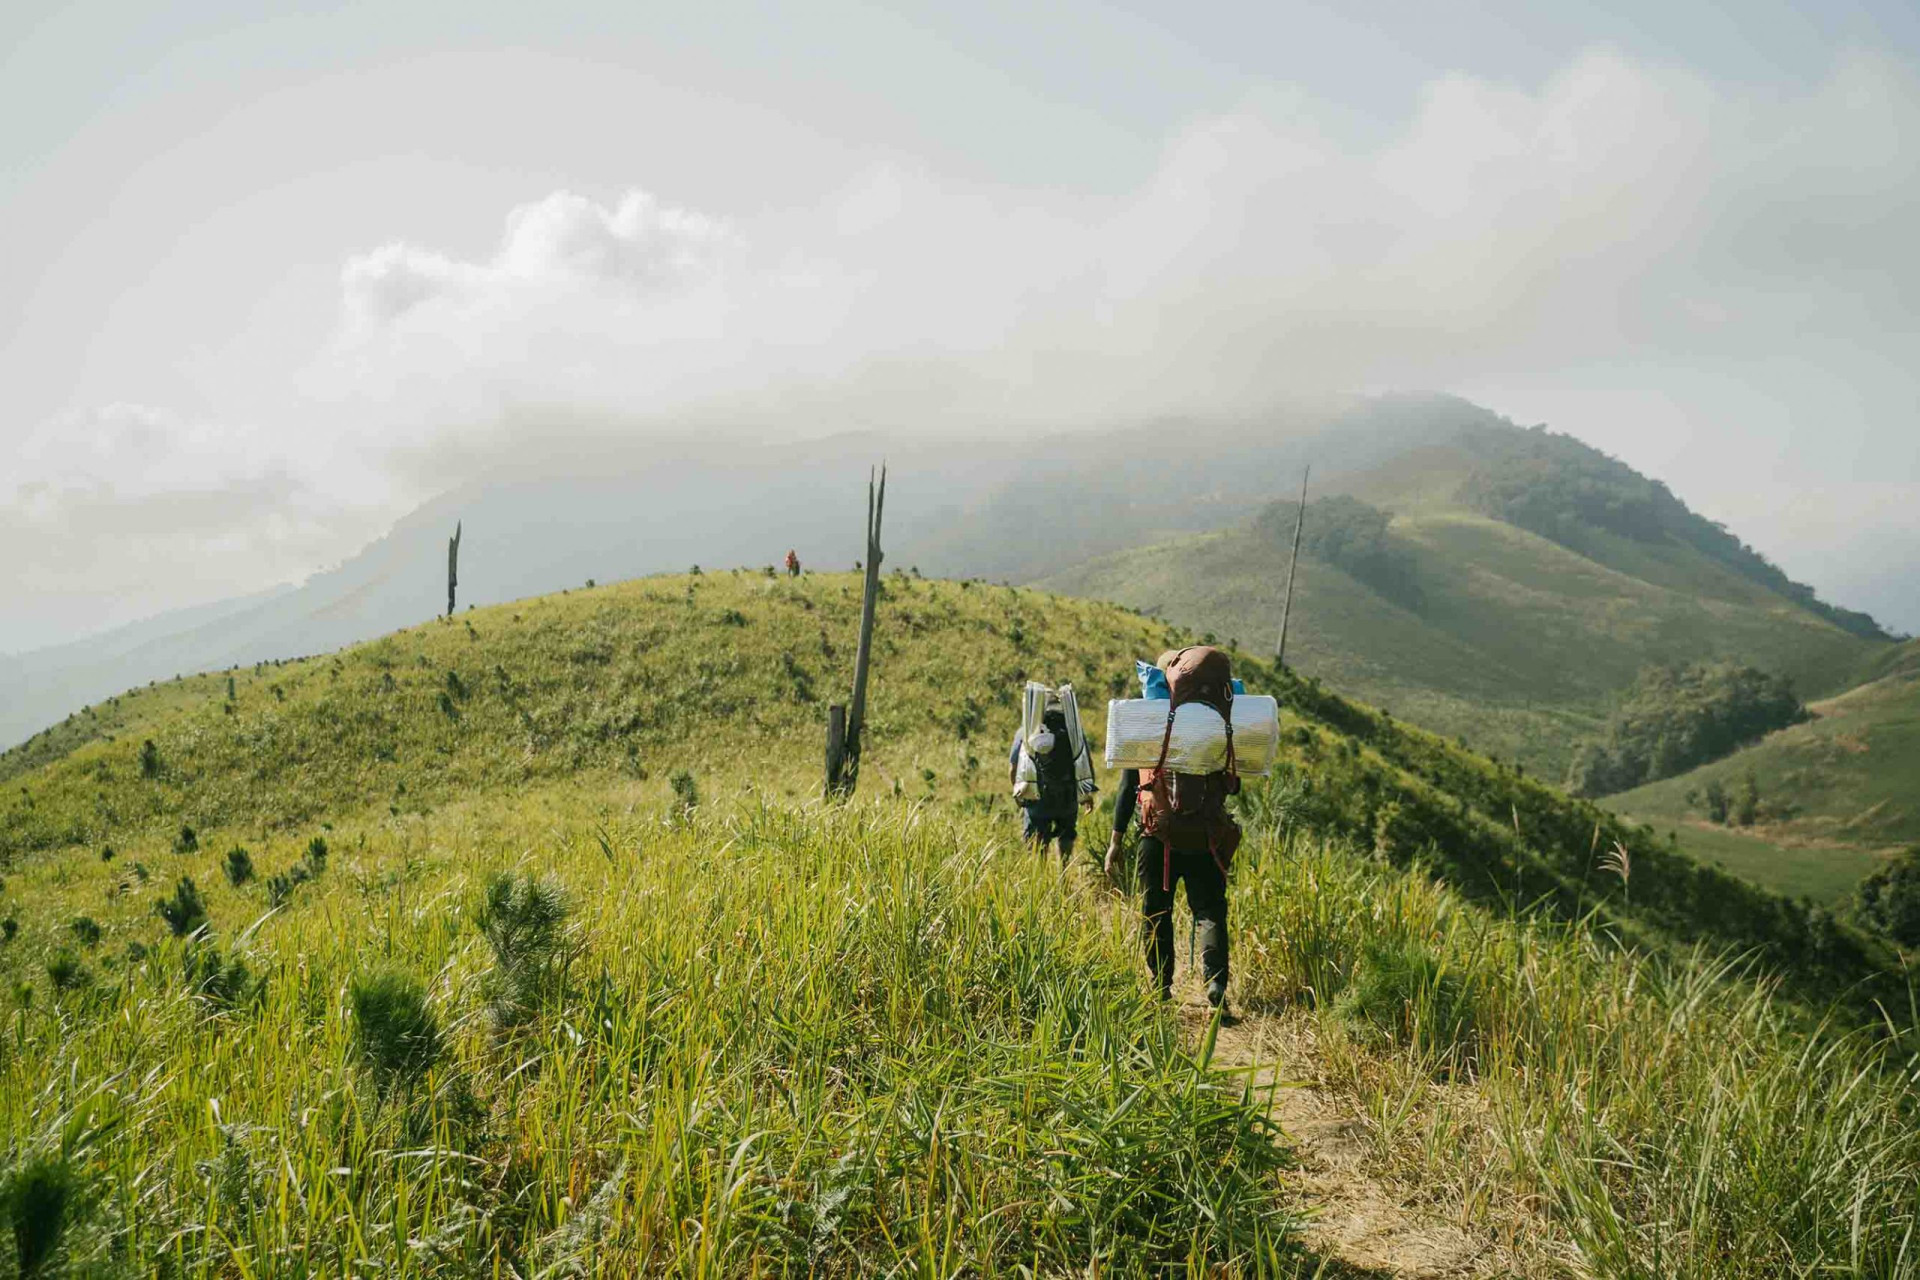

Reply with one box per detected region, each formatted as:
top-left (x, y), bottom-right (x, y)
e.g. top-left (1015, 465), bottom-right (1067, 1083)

top-left (1135, 835), bottom-right (1228, 994)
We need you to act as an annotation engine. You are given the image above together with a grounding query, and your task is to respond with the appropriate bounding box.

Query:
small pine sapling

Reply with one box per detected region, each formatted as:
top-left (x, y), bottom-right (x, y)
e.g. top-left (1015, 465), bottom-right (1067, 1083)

top-left (349, 969), bottom-right (445, 1092)
top-left (155, 876), bottom-right (208, 938)
top-left (475, 872), bottom-right (571, 1027)
top-left (224, 847), bottom-right (255, 887)
top-left (45, 949), bottom-right (91, 991)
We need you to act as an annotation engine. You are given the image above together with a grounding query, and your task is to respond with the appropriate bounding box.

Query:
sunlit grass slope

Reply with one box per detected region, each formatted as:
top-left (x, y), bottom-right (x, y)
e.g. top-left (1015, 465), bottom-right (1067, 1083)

top-left (0, 571), bottom-right (1177, 864)
top-left (1611, 638), bottom-right (1920, 902)
top-left (1, 570), bottom-right (1894, 1001)
top-left (3, 797), bottom-right (1313, 1274)
top-left (2, 573), bottom-right (1918, 1276)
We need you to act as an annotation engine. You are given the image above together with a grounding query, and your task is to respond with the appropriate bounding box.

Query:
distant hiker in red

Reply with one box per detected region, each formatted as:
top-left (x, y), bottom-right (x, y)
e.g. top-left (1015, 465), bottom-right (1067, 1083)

top-left (785, 549), bottom-right (801, 579)
top-left (1106, 647), bottom-right (1242, 1015)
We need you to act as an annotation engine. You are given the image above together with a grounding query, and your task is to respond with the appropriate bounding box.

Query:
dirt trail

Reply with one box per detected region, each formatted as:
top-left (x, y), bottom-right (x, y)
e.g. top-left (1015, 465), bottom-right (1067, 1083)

top-left (1080, 869), bottom-right (1526, 1276)
top-left (1172, 984), bottom-right (1519, 1278)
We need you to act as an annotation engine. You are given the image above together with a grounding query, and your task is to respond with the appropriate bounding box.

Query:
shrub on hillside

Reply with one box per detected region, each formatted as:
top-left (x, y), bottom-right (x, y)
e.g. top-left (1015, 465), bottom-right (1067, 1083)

top-left (45, 950), bottom-right (91, 992)
top-left (1, 1151), bottom-right (89, 1278)
top-left (265, 843), bottom-right (327, 908)
top-left (1702, 778), bottom-right (1732, 823)
top-left (349, 969), bottom-right (444, 1091)
top-left (224, 846), bottom-right (255, 886)
top-left (155, 877), bottom-right (207, 938)
top-left (476, 872), bottom-right (571, 1027)
top-left (185, 944), bottom-right (264, 1011)
top-left (1853, 847), bottom-right (1920, 949)
top-left (1566, 662), bottom-right (1807, 797)
top-left (1734, 770), bottom-right (1762, 826)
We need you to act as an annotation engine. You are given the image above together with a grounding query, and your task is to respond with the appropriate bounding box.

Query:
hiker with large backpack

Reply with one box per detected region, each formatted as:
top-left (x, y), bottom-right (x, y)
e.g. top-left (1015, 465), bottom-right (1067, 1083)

top-left (1009, 683), bottom-right (1096, 864)
top-left (1104, 647), bottom-right (1243, 1012)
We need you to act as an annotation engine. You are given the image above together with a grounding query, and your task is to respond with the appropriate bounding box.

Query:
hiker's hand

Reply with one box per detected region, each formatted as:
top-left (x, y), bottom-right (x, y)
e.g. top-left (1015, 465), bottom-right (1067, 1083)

top-left (1080, 793), bottom-right (1095, 811)
top-left (1103, 835), bottom-right (1121, 880)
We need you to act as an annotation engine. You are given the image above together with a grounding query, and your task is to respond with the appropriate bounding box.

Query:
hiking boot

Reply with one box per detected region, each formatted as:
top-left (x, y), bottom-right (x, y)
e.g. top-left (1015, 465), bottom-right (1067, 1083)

top-left (1206, 976), bottom-right (1228, 1009)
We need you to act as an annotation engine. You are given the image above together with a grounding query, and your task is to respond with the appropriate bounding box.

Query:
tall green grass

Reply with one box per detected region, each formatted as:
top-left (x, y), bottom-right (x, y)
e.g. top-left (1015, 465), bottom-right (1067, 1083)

top-left (5, 572), bottom-right (1918, 1277)
top-left (0, 800), bottom-right (1303, 1276)
top-left (1232, 816), bottom-right (1920, 1277)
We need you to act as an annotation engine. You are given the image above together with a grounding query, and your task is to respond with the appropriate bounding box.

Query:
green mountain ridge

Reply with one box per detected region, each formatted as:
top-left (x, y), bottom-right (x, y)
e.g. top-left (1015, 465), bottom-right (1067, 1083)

top-left (1039, 424), bottom-right (1889, 778)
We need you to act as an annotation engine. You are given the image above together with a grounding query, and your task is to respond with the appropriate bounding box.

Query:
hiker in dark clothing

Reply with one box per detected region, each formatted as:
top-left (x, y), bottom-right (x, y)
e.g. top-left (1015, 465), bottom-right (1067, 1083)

top-left (1103, 646), bottom-right (1242, 1013)
top-left (1105, 771), bottom-right (1230, 1008)
top-left (1010, 703), bottom-right (1093, 864)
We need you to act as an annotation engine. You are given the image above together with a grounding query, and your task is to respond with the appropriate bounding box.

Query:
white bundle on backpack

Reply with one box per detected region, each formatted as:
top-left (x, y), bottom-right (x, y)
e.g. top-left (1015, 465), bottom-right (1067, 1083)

top-left (1013, 683), bottom-right (1045, 801)
top-left (1104, 695), bottom-right (1280, 776)
top-left (1013, 681), bottom-right (1096, 801)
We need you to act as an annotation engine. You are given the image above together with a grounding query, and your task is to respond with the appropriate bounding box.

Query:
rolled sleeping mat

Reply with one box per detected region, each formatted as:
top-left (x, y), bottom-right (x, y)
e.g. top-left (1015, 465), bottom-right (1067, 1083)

top-left (1104, 696), bottom-right (1280, 776)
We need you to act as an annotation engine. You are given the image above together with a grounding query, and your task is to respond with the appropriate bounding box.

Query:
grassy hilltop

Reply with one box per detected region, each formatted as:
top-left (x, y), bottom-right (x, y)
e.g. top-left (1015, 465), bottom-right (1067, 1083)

top-left (1, 574), bottom-right (1917, 1276)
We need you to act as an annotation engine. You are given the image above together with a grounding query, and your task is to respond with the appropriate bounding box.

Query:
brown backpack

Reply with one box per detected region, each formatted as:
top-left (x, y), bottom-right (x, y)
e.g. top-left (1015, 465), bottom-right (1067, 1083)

top-left (1138, 646), bottom-right (1242, 888)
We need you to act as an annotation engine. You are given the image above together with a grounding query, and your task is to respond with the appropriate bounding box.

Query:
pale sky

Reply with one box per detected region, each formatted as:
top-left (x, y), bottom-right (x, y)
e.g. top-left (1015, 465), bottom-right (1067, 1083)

top-left (5, 0), bottom-right (1918, 651)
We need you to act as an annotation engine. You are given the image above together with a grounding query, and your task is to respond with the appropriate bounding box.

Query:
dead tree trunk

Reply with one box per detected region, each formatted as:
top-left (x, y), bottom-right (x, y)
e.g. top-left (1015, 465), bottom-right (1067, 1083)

top-left (1274, 466), bottom-right (1309, 668)
top-left (826, 466), bottom-right (885, 797)
top-left (447, 521), bottom-right (462, 618)
top-left (824, 704), bottom-right (847, 794)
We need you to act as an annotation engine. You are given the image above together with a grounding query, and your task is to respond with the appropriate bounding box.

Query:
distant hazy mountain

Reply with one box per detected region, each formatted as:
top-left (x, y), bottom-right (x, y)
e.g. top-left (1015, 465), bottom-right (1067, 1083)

top-left (0, 395), bottom-right (1485, 746)
top-left (0, 395), bottom-right (1895, 757)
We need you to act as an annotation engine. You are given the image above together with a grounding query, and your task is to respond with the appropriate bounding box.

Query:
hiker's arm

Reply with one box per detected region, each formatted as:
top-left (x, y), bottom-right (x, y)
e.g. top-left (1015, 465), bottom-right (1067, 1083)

top-left (1008, 733), bottom-right (1022, 785)
top-left (1109, 769), bottom-right (1139, 835)
top-left (1104, 770), bottom-right (1138, 876)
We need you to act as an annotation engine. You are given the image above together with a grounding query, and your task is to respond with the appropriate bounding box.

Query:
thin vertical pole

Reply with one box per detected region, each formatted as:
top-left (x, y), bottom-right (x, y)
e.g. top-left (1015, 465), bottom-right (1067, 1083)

top-left (1275, 466), bottom-right (1310, 668)
top-left (830, 465), bottom-right (886, 797)
top-left (446, 521), bottom-right (461, 618)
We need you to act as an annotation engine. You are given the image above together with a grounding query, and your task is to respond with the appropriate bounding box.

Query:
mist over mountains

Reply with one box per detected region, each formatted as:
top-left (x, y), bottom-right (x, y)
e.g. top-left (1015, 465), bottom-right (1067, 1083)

top-left (0, 393), bottom-right (1897, 751)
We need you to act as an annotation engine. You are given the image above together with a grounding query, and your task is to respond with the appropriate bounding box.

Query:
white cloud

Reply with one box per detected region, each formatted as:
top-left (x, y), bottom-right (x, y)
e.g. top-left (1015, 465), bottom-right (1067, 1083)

top-left (15, 47), bottom-right (1918, 645)
top-left (307, 49), bottom-right (1919, 453)
top-left (340, 188), bottom-right (740, 328)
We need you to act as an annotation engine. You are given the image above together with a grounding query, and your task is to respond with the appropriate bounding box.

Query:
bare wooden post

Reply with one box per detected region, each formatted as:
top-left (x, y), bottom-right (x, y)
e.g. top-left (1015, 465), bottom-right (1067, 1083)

top-left (824, 704), bottom-right (847, 796)
top-left (446, 521), bottom-right (462, 618)
top-left (827, 465), bottom-right (886, 797)
top-left (1274, 466), bottom-right (1309, 668)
